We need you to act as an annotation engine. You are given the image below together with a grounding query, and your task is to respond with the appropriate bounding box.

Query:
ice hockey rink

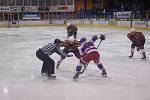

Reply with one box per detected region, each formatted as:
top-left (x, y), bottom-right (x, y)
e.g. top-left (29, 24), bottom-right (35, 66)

top-left (0, 26), bottom-right (150, 100)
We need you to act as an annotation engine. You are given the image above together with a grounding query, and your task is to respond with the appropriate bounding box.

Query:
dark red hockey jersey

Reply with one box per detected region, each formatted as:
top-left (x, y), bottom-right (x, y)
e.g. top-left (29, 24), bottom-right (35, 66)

top-left (127, 31), bottom-right (145, 42)
top-left (61, 40), bottom-right (80, 49)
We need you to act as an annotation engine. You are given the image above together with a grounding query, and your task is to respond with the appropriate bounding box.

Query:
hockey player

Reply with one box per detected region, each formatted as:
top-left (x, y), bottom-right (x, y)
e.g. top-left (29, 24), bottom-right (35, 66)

top-left (73, 35), bottom-right (107, 79)
top-left (36, 39), bottom-right (67, 79)
top-left (127, 28), bottom-right (146, 60)
top-left (56, 37), bottom-right (81, 69)
top-left (66, 23), bottom-right (78, 39)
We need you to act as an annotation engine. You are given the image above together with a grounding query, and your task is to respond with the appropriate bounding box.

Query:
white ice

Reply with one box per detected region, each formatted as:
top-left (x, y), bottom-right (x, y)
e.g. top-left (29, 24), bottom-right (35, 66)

top-left (0, 27), bottom-right (150, 100)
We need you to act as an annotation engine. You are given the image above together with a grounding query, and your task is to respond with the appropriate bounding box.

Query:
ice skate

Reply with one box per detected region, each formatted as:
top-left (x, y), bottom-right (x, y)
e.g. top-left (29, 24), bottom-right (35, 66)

top-left (73, 73), bottom-right (79, 80)
top-left (41, 72), bottom-right (47, 76)
top-left (41, 70), bottom-right (48, 76)
top-left (141, 52), bottom-right (146, 60)
top-left (101, 69), bottom-right (107, 77)
top-left (129, 55), bottom-right (133, 58)
top-left (141, 56), bottom-right (146, 60)
top-left (47, 74), bottom-right (56, 79)
top-left (129, 49), bottom-right (134, 59)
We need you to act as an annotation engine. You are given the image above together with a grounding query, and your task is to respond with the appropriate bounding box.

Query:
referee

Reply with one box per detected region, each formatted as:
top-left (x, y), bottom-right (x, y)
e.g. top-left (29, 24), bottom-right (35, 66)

top-left (36, 39), bottom-right (67, 79)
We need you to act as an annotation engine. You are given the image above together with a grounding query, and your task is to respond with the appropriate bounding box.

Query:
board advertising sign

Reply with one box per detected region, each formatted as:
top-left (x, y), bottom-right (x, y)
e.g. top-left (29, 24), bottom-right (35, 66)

top-left (114, 11), bottom-right (132, 19)
top-left (23, 13), bottom-right (40, 20)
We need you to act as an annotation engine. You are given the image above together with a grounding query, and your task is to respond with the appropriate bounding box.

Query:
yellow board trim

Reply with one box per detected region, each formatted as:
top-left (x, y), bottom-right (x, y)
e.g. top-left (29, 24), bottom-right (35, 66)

top-left (1, 24), bottom-right (150, 30)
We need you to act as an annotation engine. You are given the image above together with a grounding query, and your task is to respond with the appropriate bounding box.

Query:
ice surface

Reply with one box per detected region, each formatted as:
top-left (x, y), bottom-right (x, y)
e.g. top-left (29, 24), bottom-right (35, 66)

top-left (0, 27), bottom-right (150, 100)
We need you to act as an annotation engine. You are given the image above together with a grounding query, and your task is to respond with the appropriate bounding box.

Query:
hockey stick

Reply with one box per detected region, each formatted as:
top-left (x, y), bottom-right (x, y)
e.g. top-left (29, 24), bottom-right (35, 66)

top-left (96, 39), bottom-right (103, 48)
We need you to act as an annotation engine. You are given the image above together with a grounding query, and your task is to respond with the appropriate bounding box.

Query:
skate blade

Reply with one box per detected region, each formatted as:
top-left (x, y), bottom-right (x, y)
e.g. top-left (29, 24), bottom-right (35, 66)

top-left (129, 57), bottom-right (133, 59)
top-left (73, 76), bottom-right (79, 80)
top-left (102, 75), bottom-right (107, 77)
top-left (47, 76), bottom-right (56, 80)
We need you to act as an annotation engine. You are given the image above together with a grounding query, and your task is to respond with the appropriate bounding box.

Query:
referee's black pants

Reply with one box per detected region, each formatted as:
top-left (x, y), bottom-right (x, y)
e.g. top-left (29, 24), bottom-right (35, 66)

top-left (36, 49), bottom-right (55, 75)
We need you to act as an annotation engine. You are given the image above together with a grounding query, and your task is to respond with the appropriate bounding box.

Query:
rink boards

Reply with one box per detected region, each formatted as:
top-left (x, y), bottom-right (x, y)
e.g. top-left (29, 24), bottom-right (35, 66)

top-left (0, 20), bottom-right (150, 30)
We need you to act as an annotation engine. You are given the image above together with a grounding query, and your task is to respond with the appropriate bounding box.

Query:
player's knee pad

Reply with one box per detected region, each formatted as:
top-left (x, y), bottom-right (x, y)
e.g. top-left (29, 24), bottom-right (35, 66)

top-left (76, 66), bottom-right (82, 72)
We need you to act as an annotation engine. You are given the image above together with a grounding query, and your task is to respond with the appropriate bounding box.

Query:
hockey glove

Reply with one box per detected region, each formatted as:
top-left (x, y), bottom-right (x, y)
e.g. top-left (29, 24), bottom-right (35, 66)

top-left (100, 34), bottom-right (105, 40)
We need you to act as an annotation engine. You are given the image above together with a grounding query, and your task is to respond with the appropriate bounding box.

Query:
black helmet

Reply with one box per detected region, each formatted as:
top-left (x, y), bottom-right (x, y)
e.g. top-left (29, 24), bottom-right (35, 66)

top-left (80, 37), bottom-right (87, 44)
top-left (54, 39), bottom-right (61, 44)
top-left (92, 35), bottom-right (97, 42)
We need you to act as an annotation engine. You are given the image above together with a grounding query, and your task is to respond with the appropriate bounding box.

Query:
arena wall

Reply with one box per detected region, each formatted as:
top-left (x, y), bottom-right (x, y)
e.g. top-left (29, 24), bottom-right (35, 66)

top-left (93, 20), bottom-right (108, 26)
top-left (67, 20), bottom-right (150, 29)
top-left (0, 22), bottom-right (8, 27)
top-left (148, 21), bottom-right (150, 28)
top-left (20, 21), bottom-right (49, 26)
top-left (117, 21), bottom-right (131, 27)
top-left (0, 20), bottom-right (150, 29)
top-left (132, 21), bottom-right (148, 28)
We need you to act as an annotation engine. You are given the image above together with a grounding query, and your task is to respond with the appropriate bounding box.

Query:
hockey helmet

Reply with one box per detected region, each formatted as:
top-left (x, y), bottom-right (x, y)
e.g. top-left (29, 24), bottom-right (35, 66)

top-left (130, 28), bottom-right (136, 32)
top-left (54, 38), bottom-right (62, 44)
top-left (80, 37), bottom-right (87, 44)
top-left (92, 35), bottom-right (97, 42)
top-left (67, 23), bottom-right (71, 26)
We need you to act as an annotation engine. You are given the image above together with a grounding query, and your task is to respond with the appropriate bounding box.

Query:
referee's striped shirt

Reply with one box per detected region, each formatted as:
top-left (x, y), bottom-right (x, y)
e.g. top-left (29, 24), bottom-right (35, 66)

top-left (40, 43), bottom-right (67, 58)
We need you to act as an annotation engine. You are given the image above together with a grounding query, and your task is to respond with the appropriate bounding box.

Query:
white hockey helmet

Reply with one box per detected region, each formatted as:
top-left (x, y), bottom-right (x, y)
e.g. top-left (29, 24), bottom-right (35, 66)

top-left (67, 23), bottom-right (71, 26)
